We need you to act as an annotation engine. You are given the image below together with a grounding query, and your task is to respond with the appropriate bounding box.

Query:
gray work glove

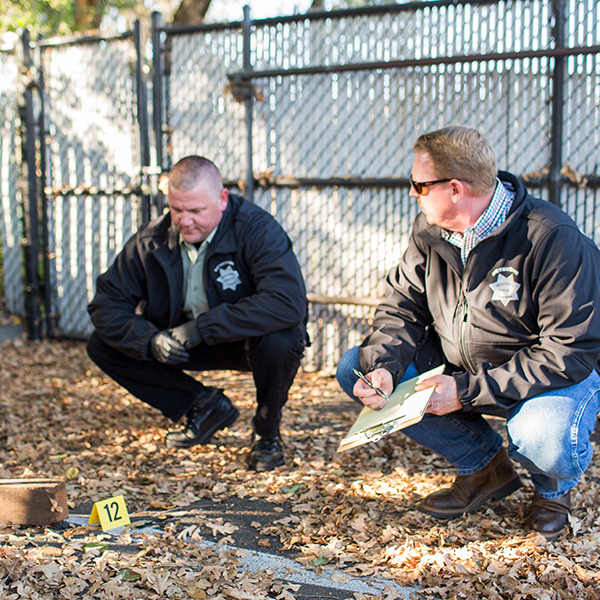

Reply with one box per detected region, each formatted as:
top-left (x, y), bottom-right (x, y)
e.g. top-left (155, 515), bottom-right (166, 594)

top-left (170, 319), bottom-right (202, 350)
top-left (149, 330), bottom-right (190, 365)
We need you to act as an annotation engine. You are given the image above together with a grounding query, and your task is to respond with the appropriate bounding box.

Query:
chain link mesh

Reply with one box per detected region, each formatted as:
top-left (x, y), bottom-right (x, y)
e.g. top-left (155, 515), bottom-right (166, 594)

top-left (251, 62), bottom-right (554, 182)
top-left (41, 37), bottom-right (141, 337)
top-left (0, 49), bottom-right (24, 316)
top-left (160, 0), bottom-right (598, 369)
top-left (167, 29), bottom-right (246, 180)
top-left (252, 1), bottom-right (552, 71)
top-left (559, 0), bottom-right (600, 240)
top-left (252, 185), bottom-right (416, 369)
top-left (1, 1), bottom-right (598, 369)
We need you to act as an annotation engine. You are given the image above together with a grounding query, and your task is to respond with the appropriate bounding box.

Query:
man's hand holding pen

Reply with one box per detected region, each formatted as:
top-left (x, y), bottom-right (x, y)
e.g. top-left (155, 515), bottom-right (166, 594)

top-left (353, 368), bottom-right (394, 410)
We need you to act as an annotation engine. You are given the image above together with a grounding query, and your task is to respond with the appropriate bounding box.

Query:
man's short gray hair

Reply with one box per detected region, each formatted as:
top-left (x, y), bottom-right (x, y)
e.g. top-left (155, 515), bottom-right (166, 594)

top-left (168, 156), bottom-right (223, 196)
top-left (412, 126), bottom-right (497, 196)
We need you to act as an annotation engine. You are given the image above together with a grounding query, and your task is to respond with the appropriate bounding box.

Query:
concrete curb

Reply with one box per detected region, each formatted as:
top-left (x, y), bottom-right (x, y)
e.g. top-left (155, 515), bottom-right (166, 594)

top-left (0, 324), bottom-right (23, 346)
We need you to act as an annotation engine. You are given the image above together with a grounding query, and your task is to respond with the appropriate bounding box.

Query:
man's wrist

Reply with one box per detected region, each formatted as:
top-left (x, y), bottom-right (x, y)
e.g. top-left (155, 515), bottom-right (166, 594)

top-left (171, 319), bottom-right (202, 349)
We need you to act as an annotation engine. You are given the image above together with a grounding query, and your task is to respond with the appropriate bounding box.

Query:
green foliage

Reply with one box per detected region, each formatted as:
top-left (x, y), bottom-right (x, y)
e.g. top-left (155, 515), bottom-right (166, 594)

top-left (1, 0), bottom-right (144, 38)
top-left (1, 0), bottom-right (77, 37)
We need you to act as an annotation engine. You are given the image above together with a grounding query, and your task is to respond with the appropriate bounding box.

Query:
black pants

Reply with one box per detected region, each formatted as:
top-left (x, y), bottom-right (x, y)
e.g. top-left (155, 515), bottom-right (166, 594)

top-left (86, 327), bottom-right (305, 438)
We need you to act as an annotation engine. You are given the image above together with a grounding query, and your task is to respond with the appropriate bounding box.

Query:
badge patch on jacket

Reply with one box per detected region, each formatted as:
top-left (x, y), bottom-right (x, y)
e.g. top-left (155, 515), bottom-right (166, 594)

top-left (215, 262), bottom-right (242, 291)
top-left (489, 267), bottom-right (521, 307)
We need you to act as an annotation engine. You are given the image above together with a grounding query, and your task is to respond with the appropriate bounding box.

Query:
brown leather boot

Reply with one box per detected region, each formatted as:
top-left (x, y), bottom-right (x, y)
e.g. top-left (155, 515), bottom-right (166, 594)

top-left (526, 491), bottom-right (571, 540)
top-left (417, 447), bottom-right (521, 519)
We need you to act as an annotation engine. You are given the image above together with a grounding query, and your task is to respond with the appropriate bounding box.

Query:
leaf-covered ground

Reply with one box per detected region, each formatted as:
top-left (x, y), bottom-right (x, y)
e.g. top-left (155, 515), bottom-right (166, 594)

top-left (1, 337), bottom-right (599, 599)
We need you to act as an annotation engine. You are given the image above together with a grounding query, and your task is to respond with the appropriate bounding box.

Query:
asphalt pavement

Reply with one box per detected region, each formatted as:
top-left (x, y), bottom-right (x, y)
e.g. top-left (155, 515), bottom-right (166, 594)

top-left (0, 323), bottom-right (23, 346)
top-left (66, 496), bottom-right (419, 599)
top-left (1, 323), bottom-right (421, 598)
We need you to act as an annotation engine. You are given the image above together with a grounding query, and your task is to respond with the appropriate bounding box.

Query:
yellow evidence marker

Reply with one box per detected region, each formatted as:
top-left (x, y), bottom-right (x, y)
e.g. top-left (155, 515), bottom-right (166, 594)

top-left (89, 495), bottom-right (131, 531)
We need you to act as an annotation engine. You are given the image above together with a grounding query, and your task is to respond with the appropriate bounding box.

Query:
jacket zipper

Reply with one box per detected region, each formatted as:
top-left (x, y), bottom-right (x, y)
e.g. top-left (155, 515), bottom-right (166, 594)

top-left (458, 293), bottom-right (477, 373)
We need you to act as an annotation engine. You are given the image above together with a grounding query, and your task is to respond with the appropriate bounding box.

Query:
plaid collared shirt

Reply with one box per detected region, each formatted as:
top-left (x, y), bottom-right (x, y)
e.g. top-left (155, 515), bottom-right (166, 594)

top-left (441, 178), bottom-right (515, 265)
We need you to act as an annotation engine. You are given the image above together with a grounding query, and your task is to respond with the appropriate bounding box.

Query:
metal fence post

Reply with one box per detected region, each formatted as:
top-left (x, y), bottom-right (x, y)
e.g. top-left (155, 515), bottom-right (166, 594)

top-left (20, 30), bottom-right (42, 340)
top-left (134, 20), bottom-right (152, 223)
top-left (152, 12), bottom-right (164, 174)
top-left (549, 0), bottom-right (566, 207)
top-left (37, 42), bottom-right (56, 337)
top-left (151, 11), bottom-right (167, 213)
top-left (242, 5), bottom-right (254, 202)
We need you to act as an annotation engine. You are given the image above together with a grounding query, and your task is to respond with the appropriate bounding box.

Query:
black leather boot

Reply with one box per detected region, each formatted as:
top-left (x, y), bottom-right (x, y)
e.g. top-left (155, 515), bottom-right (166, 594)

top-left (247, 433), bottom-right (284, 472)
top-left (165, 387), bottom-right (239, 449)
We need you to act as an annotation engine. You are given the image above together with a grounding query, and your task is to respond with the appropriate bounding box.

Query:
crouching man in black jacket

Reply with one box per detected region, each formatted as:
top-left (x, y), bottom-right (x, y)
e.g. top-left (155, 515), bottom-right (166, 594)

top-left (87, 156), bottom-right (307, 471)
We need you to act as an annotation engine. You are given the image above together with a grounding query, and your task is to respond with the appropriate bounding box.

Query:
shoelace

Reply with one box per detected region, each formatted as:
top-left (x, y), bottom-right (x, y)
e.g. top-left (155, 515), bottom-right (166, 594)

top-left (186, 389), bottom-right (220, 424)
top-left (254, 437), bottom-right (281, 451)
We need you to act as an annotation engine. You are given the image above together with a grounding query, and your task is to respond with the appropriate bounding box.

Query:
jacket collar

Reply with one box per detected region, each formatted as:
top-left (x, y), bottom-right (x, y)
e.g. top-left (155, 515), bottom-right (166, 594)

top-left (497, 170), bottom-right (528, 216)
top-left (167, 216), bottom-right (179, 250)
top-left (416, 171), bottom-right (530, 274)
top-left (208, 194), bottom-right (240, 254)
top-left (419, 171), bottom-right (529, 243)
top-left (486, 170), bottom-right (528, 235)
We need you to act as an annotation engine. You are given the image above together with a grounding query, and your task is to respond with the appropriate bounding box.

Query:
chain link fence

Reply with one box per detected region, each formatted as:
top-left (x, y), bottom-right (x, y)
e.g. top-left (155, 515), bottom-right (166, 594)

top-left (1, 0), bottom-right (599, 370)
top-left (0, 47), bottom-right (24, 317)
top-left (249, 2), bottom-right (554, 178)
top-left (164, 27), bottom-right (246, 179)
top-left (561, 0), bottom-right (600, 235)
top-left (156, 0), bottom-right (600, 369)
top-left (39, 32), bottom-right (145, 337)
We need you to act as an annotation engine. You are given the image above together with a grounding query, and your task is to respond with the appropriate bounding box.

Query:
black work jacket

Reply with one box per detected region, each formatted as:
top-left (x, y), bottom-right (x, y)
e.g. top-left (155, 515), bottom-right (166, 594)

top-left (88, 194), bottom-right (307, 361)
top-left (360, 172), bottom-right (600, 414)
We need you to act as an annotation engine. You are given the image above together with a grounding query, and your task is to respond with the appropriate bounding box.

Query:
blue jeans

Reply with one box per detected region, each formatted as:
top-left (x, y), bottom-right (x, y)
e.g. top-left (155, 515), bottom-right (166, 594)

top-left (336, 346), bottom-right (600, 499)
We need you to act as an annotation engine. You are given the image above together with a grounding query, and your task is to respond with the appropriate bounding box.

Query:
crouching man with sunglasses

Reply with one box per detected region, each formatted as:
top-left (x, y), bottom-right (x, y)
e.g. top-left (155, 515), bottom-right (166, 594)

top-left (336, 126), bottom-right (600, 539)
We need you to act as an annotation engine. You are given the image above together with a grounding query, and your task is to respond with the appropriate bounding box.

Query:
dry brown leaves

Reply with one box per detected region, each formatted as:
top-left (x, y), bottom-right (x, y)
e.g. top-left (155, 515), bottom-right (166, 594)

top-left (1, 338), bottom-right (600, 599)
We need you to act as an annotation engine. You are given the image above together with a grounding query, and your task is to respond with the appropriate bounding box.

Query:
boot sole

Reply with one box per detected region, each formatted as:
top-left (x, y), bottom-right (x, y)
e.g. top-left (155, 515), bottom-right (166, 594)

top-left (248, 456), bottom-right (285, 472)
top-left (531, 525), bottom-right (566, 541)
top-left (165, 406), bottom-right (240, 449)
top-left (418, 474), bottom-right (522, 519)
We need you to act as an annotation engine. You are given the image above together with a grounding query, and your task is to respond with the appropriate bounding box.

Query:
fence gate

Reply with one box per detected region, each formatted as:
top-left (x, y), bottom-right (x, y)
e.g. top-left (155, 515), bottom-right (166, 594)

top-left (38, 26), bottom-right (150, 338)
top-left (0, 45), bottom-right (23, 319)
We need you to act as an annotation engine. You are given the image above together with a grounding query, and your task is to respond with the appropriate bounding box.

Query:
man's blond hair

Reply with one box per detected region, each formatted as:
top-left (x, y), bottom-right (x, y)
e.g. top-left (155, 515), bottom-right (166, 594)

top-left (412, 126), bottom-right (497, 196)
top-left (168, 156), bottom-right (223, 199)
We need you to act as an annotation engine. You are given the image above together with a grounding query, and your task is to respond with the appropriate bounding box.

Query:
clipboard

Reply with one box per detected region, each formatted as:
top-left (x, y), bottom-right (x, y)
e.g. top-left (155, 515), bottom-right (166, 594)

top-left (337, 364), bottom-right (446, 453)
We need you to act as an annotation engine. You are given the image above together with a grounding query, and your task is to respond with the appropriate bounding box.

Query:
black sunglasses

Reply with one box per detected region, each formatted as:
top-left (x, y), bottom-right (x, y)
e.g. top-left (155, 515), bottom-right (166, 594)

top-left (409, 175), bottom-right (452, 195)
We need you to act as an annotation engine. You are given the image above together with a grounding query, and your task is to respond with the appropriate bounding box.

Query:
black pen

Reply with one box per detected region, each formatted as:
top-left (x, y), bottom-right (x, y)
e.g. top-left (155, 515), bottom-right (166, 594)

top-left (352, 368), bottom-right (389, 402)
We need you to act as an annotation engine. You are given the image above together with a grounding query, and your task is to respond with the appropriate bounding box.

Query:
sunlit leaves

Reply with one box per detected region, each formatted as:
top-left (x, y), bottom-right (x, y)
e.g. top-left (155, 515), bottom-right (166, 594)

top-left (1, 337), bottom-right (600, 599)
top-left (0, 0), bottom-right (148, 38)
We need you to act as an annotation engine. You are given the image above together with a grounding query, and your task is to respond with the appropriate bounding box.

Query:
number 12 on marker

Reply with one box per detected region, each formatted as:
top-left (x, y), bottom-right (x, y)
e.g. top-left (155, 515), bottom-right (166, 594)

top-left (89, 495), bottom-right (131, 530)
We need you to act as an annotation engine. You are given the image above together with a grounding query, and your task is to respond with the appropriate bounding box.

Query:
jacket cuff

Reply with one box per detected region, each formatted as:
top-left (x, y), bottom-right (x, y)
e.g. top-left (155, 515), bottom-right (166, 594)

top-left (453, 371), bottom-right (474, 411)
top-left (361, 362), bottom-right (405, 389)
top-left (195, 315), bottom-right (214, 346)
